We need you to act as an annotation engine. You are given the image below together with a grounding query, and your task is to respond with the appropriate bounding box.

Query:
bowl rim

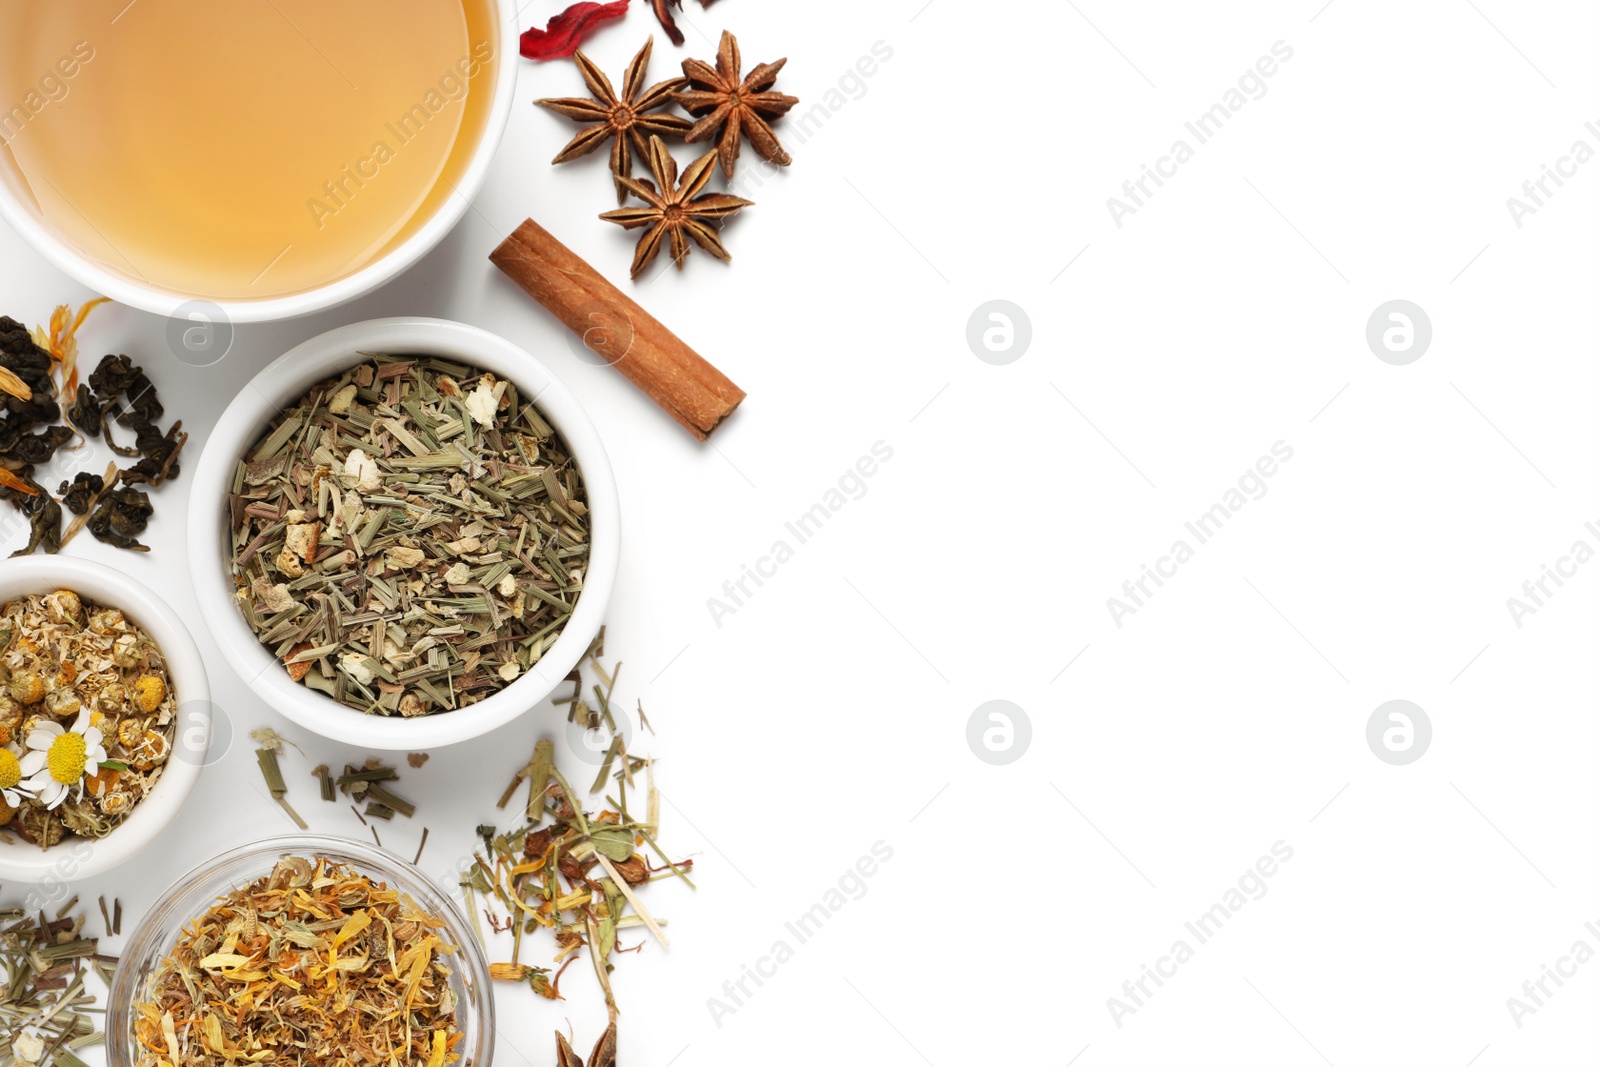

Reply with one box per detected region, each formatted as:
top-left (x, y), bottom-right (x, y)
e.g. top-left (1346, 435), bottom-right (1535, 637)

top-left (0, 555), bottom-right (210, 881)
top-left (0, 0), bottom-right (518, 324)
top-left (187, 316), bottom-right (620, 750)
top-left (104, 832), bottom-right (495, 1067)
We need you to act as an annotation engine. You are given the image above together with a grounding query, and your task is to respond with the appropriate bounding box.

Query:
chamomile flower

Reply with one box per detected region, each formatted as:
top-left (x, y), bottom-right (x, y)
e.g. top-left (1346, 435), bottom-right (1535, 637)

top-left (19, 707), bottom-right (108, 810)
top-left (0, 748), bottom-right (27, 807)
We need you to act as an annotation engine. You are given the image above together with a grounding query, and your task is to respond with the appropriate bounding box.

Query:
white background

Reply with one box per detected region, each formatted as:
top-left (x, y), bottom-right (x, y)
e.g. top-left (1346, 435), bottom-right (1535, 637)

top-left (1, 1), bottom-right (1597, 1065)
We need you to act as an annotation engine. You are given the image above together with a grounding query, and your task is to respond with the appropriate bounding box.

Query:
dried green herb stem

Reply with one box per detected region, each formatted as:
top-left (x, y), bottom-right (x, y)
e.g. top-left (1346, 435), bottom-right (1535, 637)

top-left (254, 747), bottom-right (308, 830)
top-left (0, 901), bottom-right (115, 1065)
top-left (475, 644), bottom-right (691, 1019)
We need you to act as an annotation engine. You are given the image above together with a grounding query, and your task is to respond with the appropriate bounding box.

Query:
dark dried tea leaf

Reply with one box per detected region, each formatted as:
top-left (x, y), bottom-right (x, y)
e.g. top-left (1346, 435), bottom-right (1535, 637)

top-left (58, 471), bottom-right (104, 515)
top-left (1, 304), bottom-right (187, 556)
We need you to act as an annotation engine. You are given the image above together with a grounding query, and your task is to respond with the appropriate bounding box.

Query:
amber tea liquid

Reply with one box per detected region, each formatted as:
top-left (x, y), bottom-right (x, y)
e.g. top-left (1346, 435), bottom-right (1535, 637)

top-left (0, 0), bottom-right (497, 299)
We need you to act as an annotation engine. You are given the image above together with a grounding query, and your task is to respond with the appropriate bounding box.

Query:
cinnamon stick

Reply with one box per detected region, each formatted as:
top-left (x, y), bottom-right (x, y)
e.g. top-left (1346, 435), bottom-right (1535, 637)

top-left (490, 218), bottom-right (745, 440)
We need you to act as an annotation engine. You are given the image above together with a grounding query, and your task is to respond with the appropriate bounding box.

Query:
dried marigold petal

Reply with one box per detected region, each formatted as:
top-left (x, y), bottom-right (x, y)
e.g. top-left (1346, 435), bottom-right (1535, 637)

top-left (0, 468), bottom-right (39, 496)
top-left (31, 296), bottom-right (108, 404)
top-left (0, 364), bottom-right (32, 401)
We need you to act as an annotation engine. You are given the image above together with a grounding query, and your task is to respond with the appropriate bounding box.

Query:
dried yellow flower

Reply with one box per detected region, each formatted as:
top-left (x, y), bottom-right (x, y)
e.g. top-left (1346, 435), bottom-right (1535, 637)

top-left (43, 589), bottom-right (82, 624)
top-left (92, 682), bottom-right (126, 714)
top-left (2, 590), bottom-right (178, 849)
top-left (132, 674), bottom-right (166, 713)
top-left (7, 670), bottom-right (44, 705)
top-left (111, 634), bottom-right (140, 668)
top-left (86, 767), bottom-right (120, 797)
top-left (118, 717), bottom-right (147, 749)
top-left (129, 730), bottom-right (170, 771)
top-left (45, 688), bottom-right (82, 719)
top-left (87, 608), bottom-right (125, 635)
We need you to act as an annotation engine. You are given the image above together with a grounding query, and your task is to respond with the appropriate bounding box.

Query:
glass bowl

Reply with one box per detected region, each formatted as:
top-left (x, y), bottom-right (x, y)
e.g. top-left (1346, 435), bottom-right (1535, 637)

top-left (106, 834), bottom-right (493, 1067)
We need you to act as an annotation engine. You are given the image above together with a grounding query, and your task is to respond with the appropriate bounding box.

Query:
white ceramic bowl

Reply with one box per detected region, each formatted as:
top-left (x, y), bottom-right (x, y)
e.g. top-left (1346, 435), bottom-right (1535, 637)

top-left (0, 556), bottom-right (210, 882)
top-left (0, 1), bottom-right (516, 323)
top-left (188, 317), bottom-right (620, 750)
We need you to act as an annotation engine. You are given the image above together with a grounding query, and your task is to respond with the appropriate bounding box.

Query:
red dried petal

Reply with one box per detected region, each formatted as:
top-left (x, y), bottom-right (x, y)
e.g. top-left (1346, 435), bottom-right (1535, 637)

top-left (519, 1), bottom-right (631, 61)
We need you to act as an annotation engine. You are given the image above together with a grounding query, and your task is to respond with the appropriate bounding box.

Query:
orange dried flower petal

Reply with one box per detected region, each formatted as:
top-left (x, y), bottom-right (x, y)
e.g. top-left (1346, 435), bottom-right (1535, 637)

top-left (0, 469), bottom-right (39, 496)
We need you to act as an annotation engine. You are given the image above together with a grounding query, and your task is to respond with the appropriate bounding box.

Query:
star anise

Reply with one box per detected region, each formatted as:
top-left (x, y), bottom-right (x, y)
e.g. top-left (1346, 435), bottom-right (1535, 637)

top-left (536, 38), bottom-right (692, 204)
top-left (600, 136), bottom-right (752, 278)
top-left (676, 30), bottom-right (800, 179)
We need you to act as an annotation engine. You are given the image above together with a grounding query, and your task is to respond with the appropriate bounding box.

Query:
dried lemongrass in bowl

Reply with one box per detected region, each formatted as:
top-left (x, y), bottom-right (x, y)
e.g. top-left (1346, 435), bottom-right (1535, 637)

top-left (226, 354), bottom-right (591, 718)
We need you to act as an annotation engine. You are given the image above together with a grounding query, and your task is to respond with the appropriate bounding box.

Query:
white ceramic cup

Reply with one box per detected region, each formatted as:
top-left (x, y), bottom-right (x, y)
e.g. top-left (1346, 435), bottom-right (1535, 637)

top-left (0, 0), bottom-right (517, 324)
top-left (0, 556), bottom-right (210, 882)
top-left (187, 317), bottom-right (620, 750)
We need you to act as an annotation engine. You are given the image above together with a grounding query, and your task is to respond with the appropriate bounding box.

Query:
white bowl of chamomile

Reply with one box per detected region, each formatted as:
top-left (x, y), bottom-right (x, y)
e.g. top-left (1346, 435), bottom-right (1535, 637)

top-left (0, 556), bottom-right (209, 881)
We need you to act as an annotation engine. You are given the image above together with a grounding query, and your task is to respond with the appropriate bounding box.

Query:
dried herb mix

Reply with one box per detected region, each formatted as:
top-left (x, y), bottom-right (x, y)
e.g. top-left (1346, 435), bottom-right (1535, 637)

top-left (0, 591), bottom-right (178, 849)
top-left (227, 354), bottom-right (591, 717)
top-left (0, 901), bottom-right (117, 1067)
top-left (470, 635), bottom-right (691, 1050)
top-left (133, 856), bottom-right (463, 1067)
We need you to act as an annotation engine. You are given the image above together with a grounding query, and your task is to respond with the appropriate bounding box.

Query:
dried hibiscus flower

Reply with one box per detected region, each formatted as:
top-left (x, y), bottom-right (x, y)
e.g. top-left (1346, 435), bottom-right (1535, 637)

top-left (521, 0), bottom-right (631, 61)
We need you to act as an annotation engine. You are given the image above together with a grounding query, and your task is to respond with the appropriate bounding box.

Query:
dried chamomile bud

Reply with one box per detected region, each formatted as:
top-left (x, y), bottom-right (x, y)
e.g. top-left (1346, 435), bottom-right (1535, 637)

top-left (8, 670), bottom-right (44, 705)
top-left (132, 674), bottom-right (166, 713)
